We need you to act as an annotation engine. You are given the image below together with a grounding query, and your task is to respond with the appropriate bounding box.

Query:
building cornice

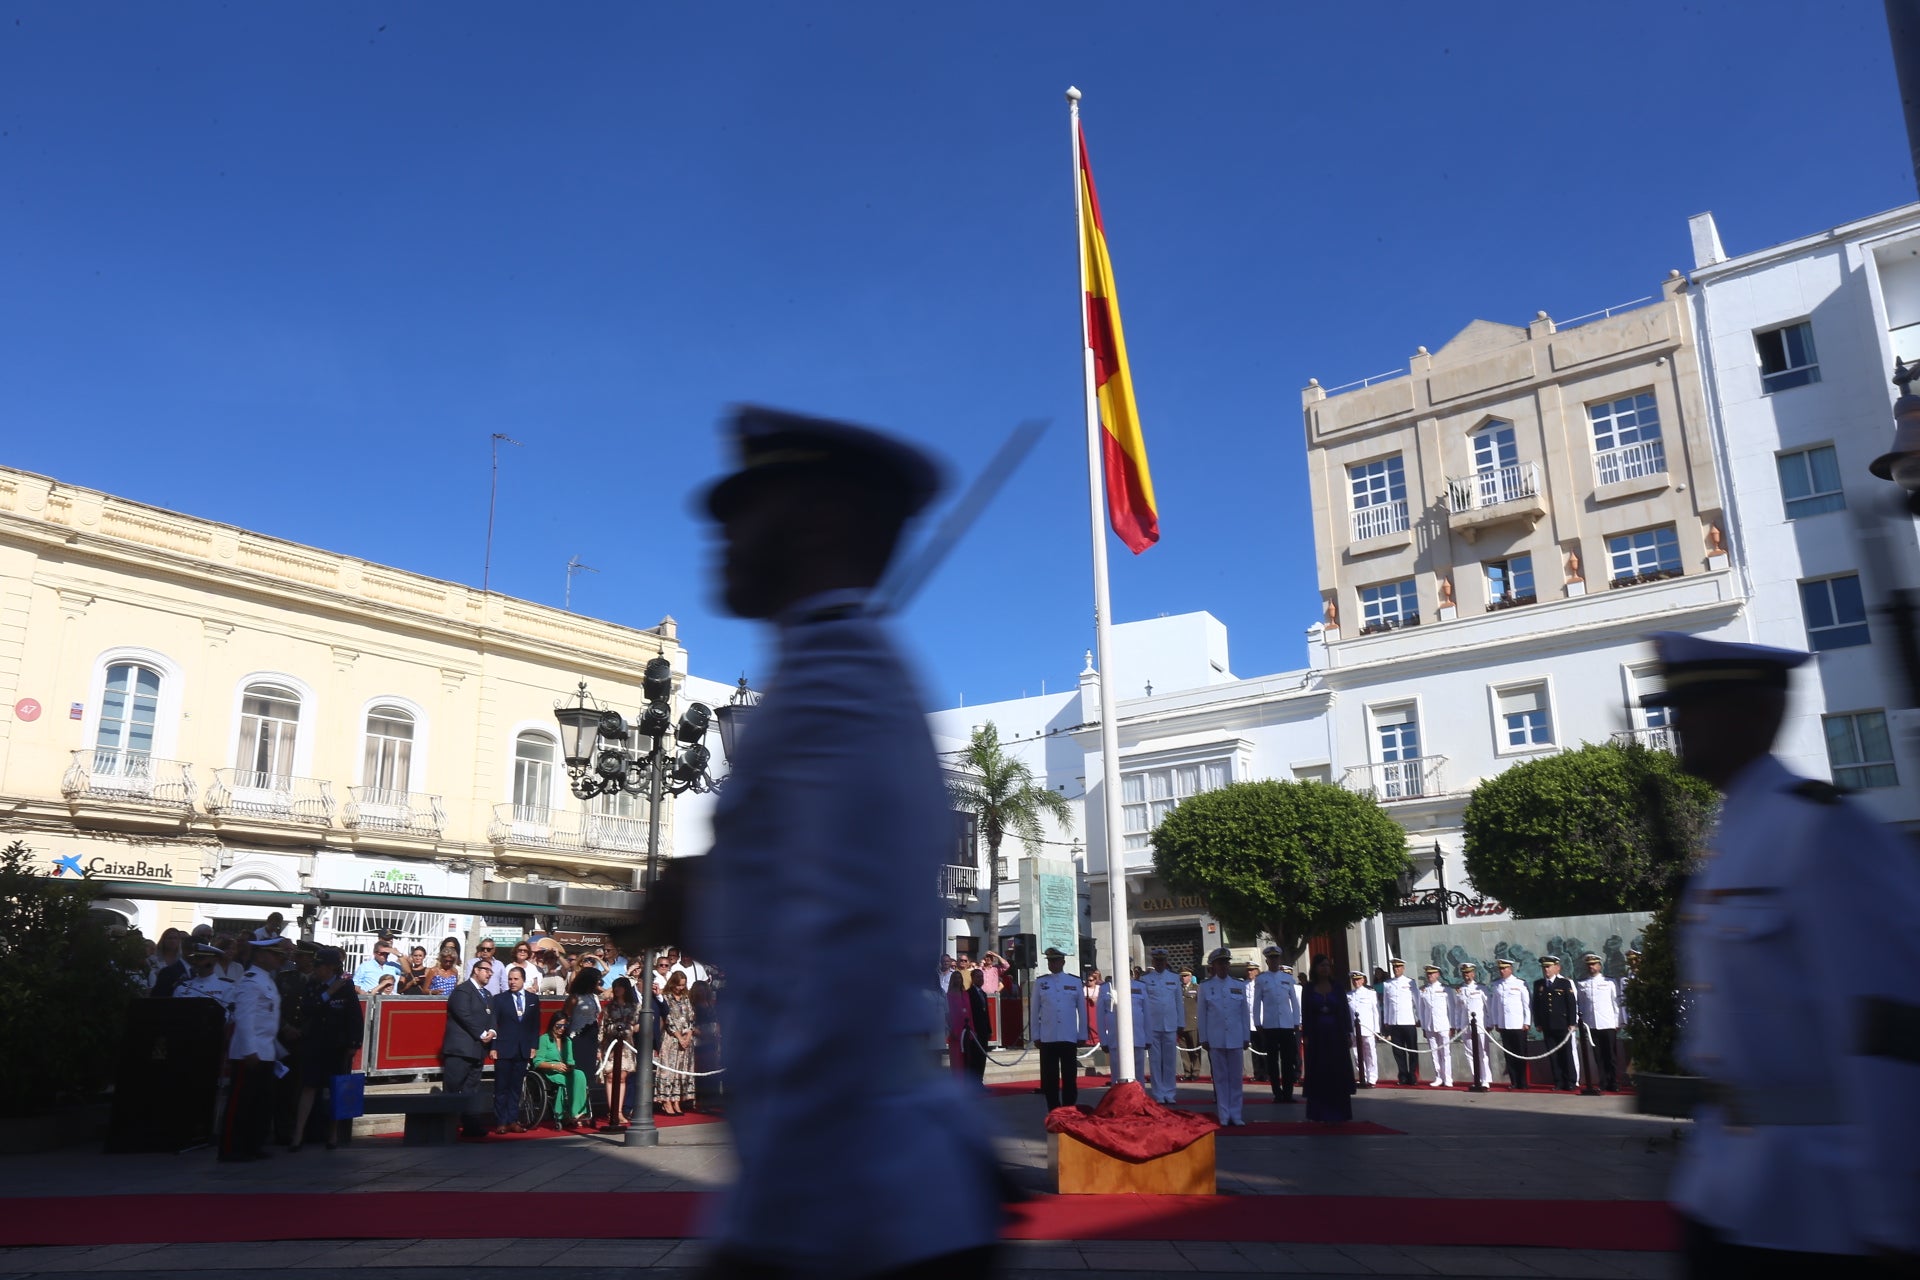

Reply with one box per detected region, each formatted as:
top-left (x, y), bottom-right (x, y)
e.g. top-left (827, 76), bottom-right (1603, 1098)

top-left (0, 467), bottom-right (680, 678)
top-left (1690, 200), bottom-right (1920, 283)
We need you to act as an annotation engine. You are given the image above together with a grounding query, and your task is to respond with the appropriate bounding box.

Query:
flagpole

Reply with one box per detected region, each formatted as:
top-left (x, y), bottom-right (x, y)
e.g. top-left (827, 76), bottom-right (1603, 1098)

top-left (1068, 85), bottom-right (1137, 1084)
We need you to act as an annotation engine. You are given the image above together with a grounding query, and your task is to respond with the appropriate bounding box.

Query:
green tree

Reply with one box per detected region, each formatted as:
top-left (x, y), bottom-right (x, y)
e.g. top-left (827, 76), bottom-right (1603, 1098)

top-left (1624, 897), bottom-right (1683, 1074)
top-left (947, 722), bottom-right (1075, 957)
top-left (1150, 779), bottom-right (1410, 961)
top-left (0, 841), bottom-right (147, 1117)
top-left (1461, 743), bottom-right (1715, 918)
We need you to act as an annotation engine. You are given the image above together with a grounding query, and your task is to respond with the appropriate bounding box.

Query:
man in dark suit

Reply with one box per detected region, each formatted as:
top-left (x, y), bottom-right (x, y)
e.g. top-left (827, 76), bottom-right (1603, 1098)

top-left (1531, 955), bottom-right (1580, 1091)
top-left (441, 957), bottom-right (498, 1137)
top-left (489, 963), bottom-right (543, 1133)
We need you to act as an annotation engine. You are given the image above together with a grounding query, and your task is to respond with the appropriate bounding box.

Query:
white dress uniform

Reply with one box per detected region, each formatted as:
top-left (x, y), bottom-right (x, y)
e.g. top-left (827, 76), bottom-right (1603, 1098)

top-left (174, 971), bottom-right (236, 1016)
top-left (1674, 752), bottom-right (1920, 1257)
top-left (1252, 969), bottom-right (1300, 1030)
top-left (1379, 970), bottom-right (1419, 1084)
top-left (1415, 978), bottom-right (1453, 1086)
top-left (227, 966), bottom-right (282, 1064)
top-left (1450, 980), bottom-right (1492, 1087)
top-left (1031, 971), bottom-right (1088, 1042)
top-left (1488, 972), bottom-right (1533, 1088)
top-left (1575, 972), bottom-right (1623, 1029)
top-left (1138, 966), bottom-right (1184, 1103)
top-left (690, 587), bottom-right (1000, 1274)
top-left (1196, 972), bottom-right (1252, 1124)
top-left (1347, 978), bottom-right (1380, 1084)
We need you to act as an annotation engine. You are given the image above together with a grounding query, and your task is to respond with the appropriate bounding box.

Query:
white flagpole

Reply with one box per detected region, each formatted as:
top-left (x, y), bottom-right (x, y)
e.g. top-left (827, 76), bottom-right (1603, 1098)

top-left (1068, 85), bottom-right (1137, 1083)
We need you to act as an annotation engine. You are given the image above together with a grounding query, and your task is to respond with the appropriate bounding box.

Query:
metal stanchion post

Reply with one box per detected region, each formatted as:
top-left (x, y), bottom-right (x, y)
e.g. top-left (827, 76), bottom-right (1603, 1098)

top-left (1468, 1012), bottom-right (1489, 1093)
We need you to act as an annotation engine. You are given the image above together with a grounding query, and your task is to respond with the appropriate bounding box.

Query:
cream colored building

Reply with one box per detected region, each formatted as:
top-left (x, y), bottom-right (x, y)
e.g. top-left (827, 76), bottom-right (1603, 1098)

top-left (1304, 272), bottom-right (1727, 637)
top-left (0, 465), bottom-right (687, 967)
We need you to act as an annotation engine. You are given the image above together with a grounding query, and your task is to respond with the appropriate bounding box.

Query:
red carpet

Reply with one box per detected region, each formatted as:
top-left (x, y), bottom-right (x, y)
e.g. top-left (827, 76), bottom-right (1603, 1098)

top-left (0, 1192), bottom-right (1680, 1251)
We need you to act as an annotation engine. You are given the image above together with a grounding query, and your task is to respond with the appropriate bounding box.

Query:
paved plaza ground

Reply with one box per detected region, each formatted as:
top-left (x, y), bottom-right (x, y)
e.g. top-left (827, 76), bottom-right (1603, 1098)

top-left (0, 1063), bottom-right (1688, 1280)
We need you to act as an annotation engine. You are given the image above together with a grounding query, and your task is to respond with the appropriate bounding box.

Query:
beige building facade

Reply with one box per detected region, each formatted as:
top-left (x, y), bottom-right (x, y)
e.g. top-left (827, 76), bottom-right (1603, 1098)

top-left (1304, 273), bottom-right (1727, 636)
top-left (0, 465), bottom-right (686, 967)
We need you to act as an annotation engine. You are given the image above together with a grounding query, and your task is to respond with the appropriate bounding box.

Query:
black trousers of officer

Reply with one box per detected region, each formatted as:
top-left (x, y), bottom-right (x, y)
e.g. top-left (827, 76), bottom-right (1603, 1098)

top-left (1037, 1041), bottom-right (1079, 1112)
top-left (219, 1058), bottom-right (275, 1160)
top-left (442, 1051), bottom-right (491, 1135)
top-left (1542, 1026), bottom-right (1578, 1089)
top-left (1255, 1028), bottom-right (1298, 1100)
top-left (1587, 1028), bottom-right (1619, 1092)
top-left (1498, 1029), bottom-right (1530, 1088)
top-left (1385, 1025), bottom-right (1419, 1083)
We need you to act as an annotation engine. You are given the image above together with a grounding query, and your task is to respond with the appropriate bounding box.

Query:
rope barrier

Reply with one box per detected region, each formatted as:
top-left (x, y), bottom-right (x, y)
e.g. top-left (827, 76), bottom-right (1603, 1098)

top-left (965, 1030), bottom-right (1033, 1068)
top-left (651, 1058), bottom-right (727, 1079)
top-left (1483, 1027), bottom-right (1577, 1063)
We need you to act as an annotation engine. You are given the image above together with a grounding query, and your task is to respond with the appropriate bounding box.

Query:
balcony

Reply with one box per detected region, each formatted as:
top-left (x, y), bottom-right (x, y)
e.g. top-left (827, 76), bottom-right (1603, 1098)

top-left (487, 804), bottom-right (649, 860)
top-left (341, 787), bottom-right (447, 839)
top-left (1594, 439), bottom-right (1667, 488)
top-left (1445, 463), bottom-right (1546, 541)
top-left (1611, 726), bottom-right (1679, 753)
top-left (1608, 567), bottom-right (1684, 591)
top-left (940, 863), bottom-right (980, 903)
top-left (1357, 614), bottom-right (1421, 638)
top-left (204, 769), bottom-right (335, 826)
top-left (61, 749), bottom-right (196, 818)
top-left (1340, 755), bottom-right (1447, 802)
top-left (1350, 500), bottom-right (1409, 544)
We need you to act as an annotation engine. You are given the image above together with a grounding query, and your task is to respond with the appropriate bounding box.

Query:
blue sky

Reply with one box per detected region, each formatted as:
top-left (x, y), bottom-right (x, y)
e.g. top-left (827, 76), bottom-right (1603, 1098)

top-left (1, 3), bottom-right (1912, 707)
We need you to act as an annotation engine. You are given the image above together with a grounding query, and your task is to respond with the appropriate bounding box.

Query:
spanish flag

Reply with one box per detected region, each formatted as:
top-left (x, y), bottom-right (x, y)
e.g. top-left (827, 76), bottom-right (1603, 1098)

top-left (1078, 122), bottom-right (1159, 553)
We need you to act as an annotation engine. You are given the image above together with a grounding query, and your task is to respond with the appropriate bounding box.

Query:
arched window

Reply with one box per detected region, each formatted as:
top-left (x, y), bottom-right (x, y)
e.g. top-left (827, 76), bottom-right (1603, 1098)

top-left (363, 706), bottom-right (415, 797)
top-left (236, 683), bottom-right (301, 783)
top-left (1471, 420), bottom-right (1518, 476)
top-left (96, 663), bottom-right (161, 760)
top-left (512, 731), bottom-right (555, 817)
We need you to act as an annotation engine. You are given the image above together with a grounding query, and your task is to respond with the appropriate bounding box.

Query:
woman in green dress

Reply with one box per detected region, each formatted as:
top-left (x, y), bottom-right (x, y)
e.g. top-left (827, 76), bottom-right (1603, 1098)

top-left (531, 1010), bottom-right (589, 1129)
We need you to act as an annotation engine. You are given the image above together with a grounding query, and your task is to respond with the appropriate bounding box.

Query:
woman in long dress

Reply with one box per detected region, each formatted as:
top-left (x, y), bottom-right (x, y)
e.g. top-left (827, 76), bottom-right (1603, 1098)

top-left (1301, 955), bottom-right (1356, 1123)
top-left (654, 970), bottom-right (696, 1115)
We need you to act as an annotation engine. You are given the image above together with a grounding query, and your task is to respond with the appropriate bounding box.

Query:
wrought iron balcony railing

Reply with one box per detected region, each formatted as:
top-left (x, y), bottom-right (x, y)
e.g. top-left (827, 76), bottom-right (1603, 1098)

top-left (1351, 499), bottom-right (1410, 542)
top-left (1340, 755), bottom-right (1447, 802)
top-left (487, 803), bottom-right (649, 858)
top-left (940, 863), bottom-right (980, 902)
top-left (205, 769), bottom-right (335, 825)
top-left (1594, 438), bottom-right (1666, 486)
top-left (342, 787), bottom-right (447, 838)
top-left (1446, 462), bottom-right (1541, 513)
top-left (1611, 726), bottom-right (1679, 753)
top-left (61, 749), bottom-right (196, 812)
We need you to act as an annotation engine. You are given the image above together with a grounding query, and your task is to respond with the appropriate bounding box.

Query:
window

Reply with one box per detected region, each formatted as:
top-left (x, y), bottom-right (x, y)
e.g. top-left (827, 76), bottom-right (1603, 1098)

top-left (1589, 392), bottom-right (1666, 483)
top-left (1824, 712), bottom-right (1898, 789)
top-left (1777, 445), bottom-right (1845, 519)
top-left (1121, 759), bottom-right (1230, 853)
top-left (235, 683), bottom-right (300, 783)
top-left (1358, 578), bottom-right (1420, 633)
top-left (1484, 555), bottom-right (1536, 609)
top-left (362, 707), bottom-right (414, 796)
top-left (1799, 575), bottom-right (1869, 650)
top-left (512, 731), bottom-right (556, 817)
top-left (1757, 321), bottom-right (1820, 393)
top-left (1496, 685), bottom-right (1553, 749)
top-left (1374, 707), bottom-right (1424, 798)
top-left (1349, 455), bottom-right (1409, 539)
top-left (1606, 526), bottom-right (1682, 585)
top-left (96, 663), bottom-right (160, 758)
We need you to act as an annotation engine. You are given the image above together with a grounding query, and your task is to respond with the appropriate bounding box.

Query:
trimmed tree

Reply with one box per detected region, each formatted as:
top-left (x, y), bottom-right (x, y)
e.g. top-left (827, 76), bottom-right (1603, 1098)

top-left (1461, 742), bottom-right (1715, 918)
top-left (947, 723), bottom-right (1075, 957)
top-left (0, 840), bottom-right (148, 1117)
top-left (1149, 779), bottom-right (1410, 961)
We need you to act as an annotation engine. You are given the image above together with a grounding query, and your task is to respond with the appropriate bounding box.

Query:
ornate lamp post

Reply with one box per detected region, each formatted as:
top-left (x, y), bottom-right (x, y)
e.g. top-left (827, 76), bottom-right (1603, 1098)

top-left (552, 659), bottom-right (754, 1146)
top-left (1866, 360), bottom-right (1920, 716)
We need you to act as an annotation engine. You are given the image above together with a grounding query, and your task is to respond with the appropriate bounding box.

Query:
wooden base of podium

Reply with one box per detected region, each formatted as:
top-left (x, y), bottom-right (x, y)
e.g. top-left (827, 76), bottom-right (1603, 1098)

top-left (1049, 1131), bottom-right (1216, 1195)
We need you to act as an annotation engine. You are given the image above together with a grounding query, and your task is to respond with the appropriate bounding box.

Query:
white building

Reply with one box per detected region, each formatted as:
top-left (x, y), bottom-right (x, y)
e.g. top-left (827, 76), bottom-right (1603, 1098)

top-left (1687, 202), bottom-right (1920, 826)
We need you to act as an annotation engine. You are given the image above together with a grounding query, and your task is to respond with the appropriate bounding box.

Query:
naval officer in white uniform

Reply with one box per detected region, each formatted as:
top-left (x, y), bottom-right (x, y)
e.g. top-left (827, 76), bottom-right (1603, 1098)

top-left (686, 407), bottom-right (1000, 1279)
top-left (1415, 964), bottom-right (1453, 1087)
top-left (1645, 632), bottom-right (1920, 1271)
top-left (1195, 947), bottom-right (1251, 1125)
top-left (1379, 958), bottom-right (1419, 1084)
top-left (1488, 958), bottom-right (1532, 1090)
top-left (1346, 971), bottom-right (1380, 1086)
top-left (1030, 947), bottom-right (1087, 1112)
top-left (1137, 948), bottom-right (1184, 1104)
top-left (1450, 961), bottom-right (1492, 1090)
top-left (1097, 971), bottom-right (1149, 1086)
top-left (1575, 951), bottom-right (1623, 1093)
top-left (1252, 946), bottom-right (1300, 1103)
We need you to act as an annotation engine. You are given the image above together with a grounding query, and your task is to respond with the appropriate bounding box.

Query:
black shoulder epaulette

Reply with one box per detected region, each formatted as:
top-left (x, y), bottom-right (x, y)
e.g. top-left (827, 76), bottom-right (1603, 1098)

top-left (1791, 779), bottom-right (1846, 805)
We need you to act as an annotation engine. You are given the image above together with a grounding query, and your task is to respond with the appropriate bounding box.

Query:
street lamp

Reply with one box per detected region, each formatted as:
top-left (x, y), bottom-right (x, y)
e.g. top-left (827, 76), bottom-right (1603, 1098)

top-left (1865, 359), bottom-right (1920, 715)
top-left (551, 659), bottom-right (755, 1146)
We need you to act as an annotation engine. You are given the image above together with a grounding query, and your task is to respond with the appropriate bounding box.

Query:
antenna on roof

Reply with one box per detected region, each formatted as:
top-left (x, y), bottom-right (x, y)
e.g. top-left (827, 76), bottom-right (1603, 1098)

top-left (564, 556), bottom-right (599, 612)
top-left (483, 433), bottom-right (524, 593)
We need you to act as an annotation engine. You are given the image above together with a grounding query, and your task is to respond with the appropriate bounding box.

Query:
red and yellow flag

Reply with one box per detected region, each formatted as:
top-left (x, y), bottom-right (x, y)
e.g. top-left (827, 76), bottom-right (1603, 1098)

top-left (1078, 123), bottom-right (1159, 554)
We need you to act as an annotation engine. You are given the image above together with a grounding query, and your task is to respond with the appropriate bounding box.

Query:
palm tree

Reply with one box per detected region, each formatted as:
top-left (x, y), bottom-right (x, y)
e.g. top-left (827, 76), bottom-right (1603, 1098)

top-left (947, 722), bottom-right (1075, 958)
